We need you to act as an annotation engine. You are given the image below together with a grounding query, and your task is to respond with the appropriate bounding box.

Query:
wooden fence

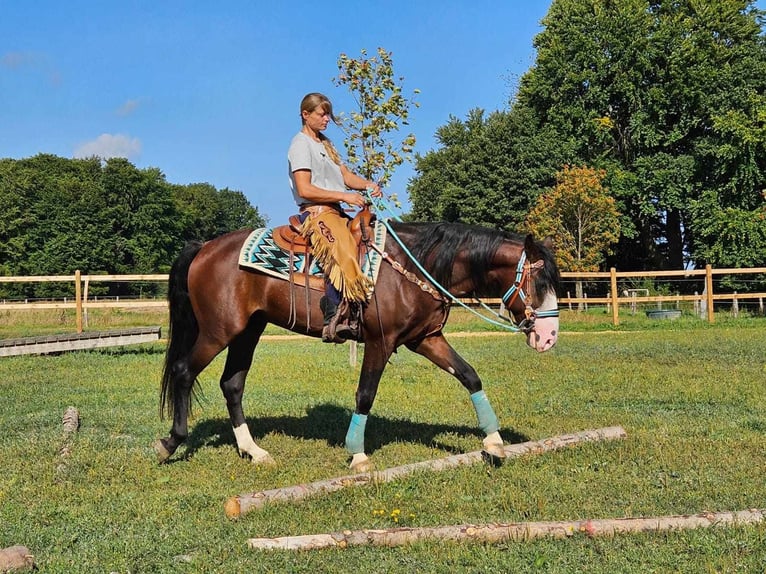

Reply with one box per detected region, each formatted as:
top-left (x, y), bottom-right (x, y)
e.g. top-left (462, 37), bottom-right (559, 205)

top-left (0, 272), bottom-right (167, 332)
top-left (558, 265), bottom-right (766, 325)
top-left (1, 266), bottom-right (765, 331)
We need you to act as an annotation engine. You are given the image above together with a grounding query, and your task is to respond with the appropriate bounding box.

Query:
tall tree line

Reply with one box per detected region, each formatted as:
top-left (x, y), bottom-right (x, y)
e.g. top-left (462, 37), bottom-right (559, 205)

top-left (409, 0), bottom-right (766, 271)
top-left (0, 154), bottom-right (264, 297)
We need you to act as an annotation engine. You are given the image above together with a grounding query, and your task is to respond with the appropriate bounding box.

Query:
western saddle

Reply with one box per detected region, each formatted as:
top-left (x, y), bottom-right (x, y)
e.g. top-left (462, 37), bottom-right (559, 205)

top-left (270, 206), bottom-right (376, 291)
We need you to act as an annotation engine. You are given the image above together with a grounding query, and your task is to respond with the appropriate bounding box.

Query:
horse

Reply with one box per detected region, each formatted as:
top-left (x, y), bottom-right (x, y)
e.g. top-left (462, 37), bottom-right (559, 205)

top-left (156, 213), bottom-right (560, 472)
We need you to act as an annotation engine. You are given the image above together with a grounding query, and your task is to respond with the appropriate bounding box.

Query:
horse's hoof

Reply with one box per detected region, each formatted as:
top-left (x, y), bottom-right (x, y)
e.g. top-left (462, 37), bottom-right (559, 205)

top-left (482, 442), bottom-right (506, 459)
top-left (239, 448), bottom-right (276, 466)
top-left (154, 439), bottom-right (172, 464)
top-left (481, 449), bottom-right (505, 467)
top-left (349, 453), bottom-right (372, 473)
top-left (482, 435), bottom-right (506, 466)
top-left (251, 453), bottom-right (276, 466)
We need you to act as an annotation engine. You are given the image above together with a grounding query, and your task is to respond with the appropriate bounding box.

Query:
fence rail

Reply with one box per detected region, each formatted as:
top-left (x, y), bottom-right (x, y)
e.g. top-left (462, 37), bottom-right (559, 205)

top-left (1, 266), bottom-right (765, 330)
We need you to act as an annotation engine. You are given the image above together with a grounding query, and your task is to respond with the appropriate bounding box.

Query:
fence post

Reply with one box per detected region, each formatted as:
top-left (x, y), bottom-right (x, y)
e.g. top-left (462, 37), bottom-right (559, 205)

top-left (733, 292), bottom-right (739, 318)
top-left (75, 270), bottom-right (83, 333)
top-left (610, 268), bottom-right (619, 326)
top-left (83, 277), bottom-right (90, 329)
top-left (705, 264), bottom-right (714, 323)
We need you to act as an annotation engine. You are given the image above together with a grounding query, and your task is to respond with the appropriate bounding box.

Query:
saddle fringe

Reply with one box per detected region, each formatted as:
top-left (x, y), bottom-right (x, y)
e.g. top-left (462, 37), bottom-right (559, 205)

top-left (301, 214), bottom-right (373, 302)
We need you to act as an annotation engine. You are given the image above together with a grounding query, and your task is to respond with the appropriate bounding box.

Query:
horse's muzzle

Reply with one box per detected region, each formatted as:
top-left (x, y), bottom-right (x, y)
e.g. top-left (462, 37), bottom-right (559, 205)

top-left (525, 316), bottom-right (559, 352)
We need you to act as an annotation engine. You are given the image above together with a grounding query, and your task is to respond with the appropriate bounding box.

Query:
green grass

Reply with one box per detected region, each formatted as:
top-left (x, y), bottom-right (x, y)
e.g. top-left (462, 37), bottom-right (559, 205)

top-left (1, 310), bottom-right (765, 572)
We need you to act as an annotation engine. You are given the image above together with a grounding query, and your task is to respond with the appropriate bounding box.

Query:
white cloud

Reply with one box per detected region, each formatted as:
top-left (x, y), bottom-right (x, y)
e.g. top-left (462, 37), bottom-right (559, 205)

top-left (116, 99), bottom-right (140, 116)
top-left (74, 133), bottom-right (142, 160)
top-left (2, 51), bottom-right (61, 85)
top-left (1, 51), bottom-right (37, 69)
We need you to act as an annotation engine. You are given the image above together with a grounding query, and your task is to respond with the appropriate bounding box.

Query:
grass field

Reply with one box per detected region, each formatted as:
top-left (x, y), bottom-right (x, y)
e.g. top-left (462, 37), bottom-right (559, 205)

top-left (1, 307), bottom-right (765, 572)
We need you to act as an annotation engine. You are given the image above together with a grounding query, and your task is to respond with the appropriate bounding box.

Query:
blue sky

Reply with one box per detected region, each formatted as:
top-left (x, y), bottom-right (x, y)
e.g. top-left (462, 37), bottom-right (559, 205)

top-left (0, 1), bottom-right (552, 224)
top-left (3, 1), bottom-right (762, 226)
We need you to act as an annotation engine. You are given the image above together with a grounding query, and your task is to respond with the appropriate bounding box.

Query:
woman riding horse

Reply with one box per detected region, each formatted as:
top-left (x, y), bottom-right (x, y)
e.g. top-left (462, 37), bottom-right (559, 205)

top-left (157, 210), bottom-right (560, 472)
top-left (288, 92), bottom-right (382, 343)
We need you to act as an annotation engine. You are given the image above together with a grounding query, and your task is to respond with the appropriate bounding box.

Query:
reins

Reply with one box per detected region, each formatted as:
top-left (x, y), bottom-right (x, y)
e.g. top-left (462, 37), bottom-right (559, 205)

top-left (361, 190), bottom-right (560, 333)
top-left (378, 221), bottom-right (550, 333)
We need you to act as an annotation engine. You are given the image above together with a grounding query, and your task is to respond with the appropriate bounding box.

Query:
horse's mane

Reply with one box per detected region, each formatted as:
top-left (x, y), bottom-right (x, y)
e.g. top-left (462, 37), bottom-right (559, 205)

top-left (390, 221), bottom-right (551, 296)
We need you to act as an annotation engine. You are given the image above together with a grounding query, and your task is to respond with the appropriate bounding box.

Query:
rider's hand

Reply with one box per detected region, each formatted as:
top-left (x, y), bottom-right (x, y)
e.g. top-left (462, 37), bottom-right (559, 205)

top-left (345, 191), bottom-right (368, 207)
top-left (366, 182), bottom-right (382, 198)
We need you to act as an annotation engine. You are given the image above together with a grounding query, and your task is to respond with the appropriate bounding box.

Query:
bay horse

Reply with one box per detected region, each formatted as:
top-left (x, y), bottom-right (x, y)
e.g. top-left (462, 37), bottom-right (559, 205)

top-left (156, 213), bottom-right (560, 472)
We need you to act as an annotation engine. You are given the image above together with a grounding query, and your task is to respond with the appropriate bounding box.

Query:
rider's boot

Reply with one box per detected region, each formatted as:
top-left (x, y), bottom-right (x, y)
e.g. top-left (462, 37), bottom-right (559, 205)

top-left (320, 296), bottom-right (352, 343)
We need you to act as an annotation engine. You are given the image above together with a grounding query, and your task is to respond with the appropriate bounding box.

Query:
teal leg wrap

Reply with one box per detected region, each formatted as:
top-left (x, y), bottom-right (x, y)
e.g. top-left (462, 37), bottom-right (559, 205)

top-left (345, 413), bottom-right (368, 455)
top-left (471, 390), bottom-right (500, 435)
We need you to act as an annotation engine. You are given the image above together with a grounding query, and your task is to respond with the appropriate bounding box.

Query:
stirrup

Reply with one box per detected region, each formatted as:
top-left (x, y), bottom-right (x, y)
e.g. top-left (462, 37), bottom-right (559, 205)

top-left (335, 322), bottom-right (355, 340)
top-left (337, 300), bottom-right (362, 340)
top-left (322, 325), bottom-right (345, 344)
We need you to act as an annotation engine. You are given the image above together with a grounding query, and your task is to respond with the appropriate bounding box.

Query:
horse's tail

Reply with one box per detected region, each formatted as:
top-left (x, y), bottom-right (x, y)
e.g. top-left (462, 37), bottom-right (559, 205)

top-left (160, 240), bottom-right (204, 420)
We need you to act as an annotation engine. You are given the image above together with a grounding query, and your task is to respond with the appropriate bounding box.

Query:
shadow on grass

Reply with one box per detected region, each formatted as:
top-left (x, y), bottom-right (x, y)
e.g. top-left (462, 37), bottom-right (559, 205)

top-left (178, 403), bottom-right (529, 461)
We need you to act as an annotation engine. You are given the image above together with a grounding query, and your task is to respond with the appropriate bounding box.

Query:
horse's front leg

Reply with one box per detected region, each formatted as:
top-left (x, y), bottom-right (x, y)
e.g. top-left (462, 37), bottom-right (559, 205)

top-left (220, 325), bottom-right (274, 465)
top-left (345, 341), bottom-right (393, 473)
top-left (407, 334), bottom-right (505, 460)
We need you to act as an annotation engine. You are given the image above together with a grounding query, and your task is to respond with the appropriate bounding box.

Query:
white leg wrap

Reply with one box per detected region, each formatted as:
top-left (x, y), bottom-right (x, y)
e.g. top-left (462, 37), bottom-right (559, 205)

top-left (349, 452), bottom-right (371, 473)
top-left (233, 424), bottom-right (274, 464)
top-left (483, 431), bottom-right (505, 458)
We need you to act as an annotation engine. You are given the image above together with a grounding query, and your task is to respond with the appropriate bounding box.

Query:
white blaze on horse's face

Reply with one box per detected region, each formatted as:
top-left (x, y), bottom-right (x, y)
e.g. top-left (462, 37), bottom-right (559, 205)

top-left (526, 291), bottom-right (559, 353)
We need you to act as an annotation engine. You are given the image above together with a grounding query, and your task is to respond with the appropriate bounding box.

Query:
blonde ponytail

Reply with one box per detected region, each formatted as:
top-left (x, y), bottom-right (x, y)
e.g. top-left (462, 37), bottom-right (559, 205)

top-left (300, 92), bottom-right (343, 166)
top-left (319, 134), bottom-right (343, 166)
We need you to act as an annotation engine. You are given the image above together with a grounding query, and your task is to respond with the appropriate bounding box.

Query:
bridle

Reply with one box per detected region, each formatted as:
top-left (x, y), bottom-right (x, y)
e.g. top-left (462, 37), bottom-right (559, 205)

top-left (371, 217), bottom-right (559, 334)
top-left (501, 250), bottom-right (560, 334)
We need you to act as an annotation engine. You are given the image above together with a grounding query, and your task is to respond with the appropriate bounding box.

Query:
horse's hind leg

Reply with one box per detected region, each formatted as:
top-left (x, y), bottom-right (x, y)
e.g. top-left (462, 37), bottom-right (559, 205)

top-left (156, 338), bottom-right (222, 463)
top-left (220, 319), bottom-right (274, 465)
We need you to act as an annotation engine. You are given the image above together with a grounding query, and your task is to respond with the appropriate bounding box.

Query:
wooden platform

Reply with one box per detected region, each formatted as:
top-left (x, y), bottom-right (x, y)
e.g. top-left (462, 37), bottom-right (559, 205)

top-left (0, 327), bottom-right (162, 357)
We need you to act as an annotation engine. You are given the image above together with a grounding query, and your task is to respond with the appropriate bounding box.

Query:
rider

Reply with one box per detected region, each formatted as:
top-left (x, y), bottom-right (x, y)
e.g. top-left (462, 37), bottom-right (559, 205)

top-left (288, 92), bottom-right (381, 343)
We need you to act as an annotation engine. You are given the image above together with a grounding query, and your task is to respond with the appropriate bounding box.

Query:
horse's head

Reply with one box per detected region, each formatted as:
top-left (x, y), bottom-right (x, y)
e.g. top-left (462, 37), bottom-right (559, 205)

top-left (502, 235), bottom-right (560, 353)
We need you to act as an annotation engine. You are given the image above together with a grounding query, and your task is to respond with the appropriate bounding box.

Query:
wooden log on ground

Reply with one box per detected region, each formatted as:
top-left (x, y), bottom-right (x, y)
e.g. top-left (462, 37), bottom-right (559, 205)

top-left (247, 508), bottom-right (766, 551)
top-left (0, 545), bottom-right (35, 572)
top-left (62, 406), bottom-right (80, 435)
top-left (55, 406), bottom-right (80, 479)
top-left (225, 426), bottom-right (627, 518)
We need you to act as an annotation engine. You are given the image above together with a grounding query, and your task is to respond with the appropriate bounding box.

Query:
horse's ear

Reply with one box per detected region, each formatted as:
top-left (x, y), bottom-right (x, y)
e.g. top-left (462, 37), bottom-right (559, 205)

top-left (524, 234), bottom-right (538, 255)
top-left (524, 234), bottom-right (555, 257)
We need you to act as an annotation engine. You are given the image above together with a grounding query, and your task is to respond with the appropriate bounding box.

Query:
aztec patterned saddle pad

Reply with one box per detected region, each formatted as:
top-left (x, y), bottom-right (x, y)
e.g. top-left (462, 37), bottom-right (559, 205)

top-left (238, 220), bottom-right (388, 286)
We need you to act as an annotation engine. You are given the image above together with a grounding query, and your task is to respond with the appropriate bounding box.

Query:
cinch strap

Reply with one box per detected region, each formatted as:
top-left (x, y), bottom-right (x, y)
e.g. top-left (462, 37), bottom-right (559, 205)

top-left (345, 412), bottom-right (368, 454)
top-left (471, 390), bottom-right (499, 435)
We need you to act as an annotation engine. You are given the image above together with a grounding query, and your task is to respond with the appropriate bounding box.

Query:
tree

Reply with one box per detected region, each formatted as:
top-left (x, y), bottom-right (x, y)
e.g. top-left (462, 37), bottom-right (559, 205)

top-left (98, 158), bottom-right (180, 274)
top-left (518, 0), bottom-right (766, 269)
top-left (0, 154), bottom-right (265, 298)
top-left (215, 188), bottom-right (266, 232)
top-left (525, 165), bottom-right (621, 302)
top-left (526, 165), bottom-right (621, 271)
top-left (333, 47), bottom-right (419, 188)
top-left (691, 190), bottom-right (766, 270)
top-left (172, 183), bottom-right (266, 242)
top-left (408, 105), bottom-right (574, 230)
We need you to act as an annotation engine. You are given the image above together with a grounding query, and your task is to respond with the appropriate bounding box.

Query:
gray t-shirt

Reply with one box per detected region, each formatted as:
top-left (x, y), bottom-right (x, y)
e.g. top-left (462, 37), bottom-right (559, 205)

top-left (288, 131), bottom-right (345, 207)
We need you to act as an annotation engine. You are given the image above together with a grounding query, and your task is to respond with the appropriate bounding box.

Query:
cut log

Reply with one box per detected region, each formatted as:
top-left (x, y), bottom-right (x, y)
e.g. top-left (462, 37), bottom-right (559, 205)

top-left (246, 508), bottom-right (766, 551)
top-left (62, 406), bottom-right (80, 435)
top-left (0, 545), bottom-right (35, 572)
top-left (56, 406), bottom-right (80, 479)
top-left (226, 426), bottom-right (627, 518)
